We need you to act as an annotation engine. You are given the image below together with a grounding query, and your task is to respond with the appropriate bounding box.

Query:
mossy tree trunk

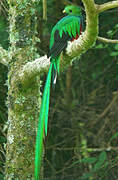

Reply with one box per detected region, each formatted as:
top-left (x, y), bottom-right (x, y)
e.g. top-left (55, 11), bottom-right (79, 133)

top-left (5, 1), bottom-right (39, 179)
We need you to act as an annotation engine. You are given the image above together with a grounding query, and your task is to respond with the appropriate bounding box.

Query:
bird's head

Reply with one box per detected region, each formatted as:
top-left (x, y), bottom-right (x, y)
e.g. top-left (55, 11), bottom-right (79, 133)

top-left (63, 5), bottom-right (82, 16)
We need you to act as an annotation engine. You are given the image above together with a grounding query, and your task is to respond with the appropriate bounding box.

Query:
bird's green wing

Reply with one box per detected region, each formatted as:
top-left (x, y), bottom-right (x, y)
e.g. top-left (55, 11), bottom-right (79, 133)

top-left (50, 16), bottom-right (81, 49)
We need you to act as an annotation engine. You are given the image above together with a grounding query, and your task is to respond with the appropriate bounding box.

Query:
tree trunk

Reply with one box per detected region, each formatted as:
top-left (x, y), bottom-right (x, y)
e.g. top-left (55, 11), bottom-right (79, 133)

top-left (5, 1), bottom-right (39, 179)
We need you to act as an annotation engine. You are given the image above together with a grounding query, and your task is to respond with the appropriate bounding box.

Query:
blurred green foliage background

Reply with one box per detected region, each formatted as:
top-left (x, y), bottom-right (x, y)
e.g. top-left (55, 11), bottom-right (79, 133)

top-left (0, 0), bottom-right (118, 179)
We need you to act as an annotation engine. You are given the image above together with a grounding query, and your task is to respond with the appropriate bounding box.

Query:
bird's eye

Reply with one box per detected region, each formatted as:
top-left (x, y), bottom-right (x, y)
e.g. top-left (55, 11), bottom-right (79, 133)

top-left (69, 9), bottom-right (72, 13)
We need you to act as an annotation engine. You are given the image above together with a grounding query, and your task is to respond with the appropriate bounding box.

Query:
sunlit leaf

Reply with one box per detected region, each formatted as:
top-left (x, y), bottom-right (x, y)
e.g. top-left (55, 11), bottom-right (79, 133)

top-left (95, 44), bottom-right (104, 49)
top-left (110, 51), bottom-right (118, 56)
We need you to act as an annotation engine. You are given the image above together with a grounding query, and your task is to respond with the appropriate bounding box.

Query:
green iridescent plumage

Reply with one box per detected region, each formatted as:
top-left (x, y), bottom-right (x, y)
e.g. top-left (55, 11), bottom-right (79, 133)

top-left (35, 5), bottom-right (82, 180)
top-left (50, 15), bottom-right (81, 48)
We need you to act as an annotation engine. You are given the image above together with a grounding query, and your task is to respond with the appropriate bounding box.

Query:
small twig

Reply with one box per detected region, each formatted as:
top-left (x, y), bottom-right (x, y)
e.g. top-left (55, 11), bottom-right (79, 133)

top-left (98, 36), bottom-right (118, 44)
top-left (98, 93), bottom-right (118, 118)
top-left (46, 146), bottom-right (118, 152)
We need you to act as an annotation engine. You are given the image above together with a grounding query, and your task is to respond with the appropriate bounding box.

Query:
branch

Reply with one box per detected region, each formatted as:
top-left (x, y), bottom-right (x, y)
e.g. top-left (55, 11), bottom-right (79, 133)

top-left (43, 0), bottom-right (47, 20)
top-left (98, 36), bottom-right (118, 43)
top-left (18, 54), bottom-right (73, 88)
top-left (96, 1), bottom-right (118, 44)
top-left (98, 92), bottom-right (118, 118)
top-left (18, 55), bottom-right (50, 87)
top-left (0, 46), bottom-right (9, 66)
top-left (96, 1), bottom-right (118, 13)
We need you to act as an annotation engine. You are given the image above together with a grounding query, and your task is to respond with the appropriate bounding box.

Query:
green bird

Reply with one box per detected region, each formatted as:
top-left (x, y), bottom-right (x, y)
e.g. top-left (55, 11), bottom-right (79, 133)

top-left (35, 5), bottom-right (83, 180)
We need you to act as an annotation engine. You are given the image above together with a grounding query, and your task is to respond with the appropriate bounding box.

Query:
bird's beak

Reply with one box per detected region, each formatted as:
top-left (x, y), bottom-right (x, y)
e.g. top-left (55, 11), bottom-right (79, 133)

top-left (63, 9), bottom-right (66, 13)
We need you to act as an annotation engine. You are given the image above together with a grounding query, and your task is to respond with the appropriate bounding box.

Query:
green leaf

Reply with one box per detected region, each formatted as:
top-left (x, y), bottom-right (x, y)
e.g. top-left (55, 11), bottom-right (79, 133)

top-left (110, 132), bottom-right (118, 142)
top-left (95, 44), bottom-right (104, 49)
top-left (69, 160), bottom-right (80, 167)
top-left (110, 51), bottom-right (118, 56)
top-left (115, 24), bottom-right (118, 29)
top-left (114, 44), bottom-right (118, 50)
top-left (80, 172), bottom-right (94, 179)
top-left (93, 160), bottom-right (103, 172)
top-left (104, 161), bottom-right (109, 168)
top-left (107, 30), bottom-right (113, 36)
top-left (98, 151), bottom-right (107, 162)
top-left (81, 157), bottom-right (97, 164)
top-left (92, 151), bottom-right (107, 172)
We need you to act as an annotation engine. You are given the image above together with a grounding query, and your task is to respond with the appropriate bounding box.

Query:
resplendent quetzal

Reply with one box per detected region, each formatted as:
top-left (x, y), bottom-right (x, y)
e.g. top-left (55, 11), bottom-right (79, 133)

top-left (35, 5), bottom-right (82, 180)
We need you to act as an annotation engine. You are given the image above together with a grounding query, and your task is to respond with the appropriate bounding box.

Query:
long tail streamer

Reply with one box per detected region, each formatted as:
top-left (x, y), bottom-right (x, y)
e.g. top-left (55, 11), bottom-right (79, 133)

top-left (35, 63), bottom-right (53, 180)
